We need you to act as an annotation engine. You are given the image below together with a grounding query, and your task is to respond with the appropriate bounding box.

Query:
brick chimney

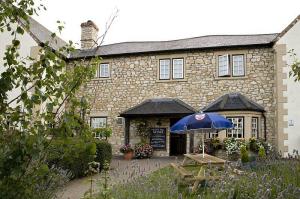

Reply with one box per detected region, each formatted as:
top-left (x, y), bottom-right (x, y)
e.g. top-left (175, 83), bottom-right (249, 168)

top-left (80, 20), bottom-right (99, 49)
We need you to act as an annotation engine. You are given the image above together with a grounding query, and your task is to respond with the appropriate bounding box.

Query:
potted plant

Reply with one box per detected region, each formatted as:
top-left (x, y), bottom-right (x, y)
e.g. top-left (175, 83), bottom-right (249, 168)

top-left (120, 144), bottom-right (134, 160)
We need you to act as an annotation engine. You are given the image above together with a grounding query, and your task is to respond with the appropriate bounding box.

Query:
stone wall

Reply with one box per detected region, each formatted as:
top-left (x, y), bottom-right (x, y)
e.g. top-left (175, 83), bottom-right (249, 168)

top-left (74, 47), bottom-right (275, 154)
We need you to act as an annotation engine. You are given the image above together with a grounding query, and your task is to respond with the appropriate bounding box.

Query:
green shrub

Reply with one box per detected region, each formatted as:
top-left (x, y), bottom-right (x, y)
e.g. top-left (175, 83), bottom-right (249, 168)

top-left (248, 138), bottom-right (259, 152)
top-left (240, 145), bottom-right (249, 163)
top-left (47, 137), bottom-right (96, 179)
top-left (258, 145), bottom-right (266, 159)
top-left (93, 127), bottom-right (112, 140)
top-left (94, 140), bottom-right (112, 170)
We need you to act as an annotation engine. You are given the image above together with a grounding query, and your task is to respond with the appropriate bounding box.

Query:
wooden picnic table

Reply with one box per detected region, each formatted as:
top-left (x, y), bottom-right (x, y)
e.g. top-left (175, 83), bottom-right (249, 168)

top-left (171, 153), bottom-right (226, 192)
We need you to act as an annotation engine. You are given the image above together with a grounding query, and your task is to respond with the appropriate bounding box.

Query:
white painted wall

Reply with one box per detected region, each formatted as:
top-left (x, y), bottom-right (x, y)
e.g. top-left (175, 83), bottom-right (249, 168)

top-left (0, 23), bottom-right (38, 108)
top-left (276, 20), bottom-right (300, 155)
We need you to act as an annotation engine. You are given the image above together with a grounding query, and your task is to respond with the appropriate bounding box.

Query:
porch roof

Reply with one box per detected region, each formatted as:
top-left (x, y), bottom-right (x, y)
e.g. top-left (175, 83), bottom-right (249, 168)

top-left (202, 93), bottom-right (265, 113)
top-left (120, 98), bottom-right (196, 118)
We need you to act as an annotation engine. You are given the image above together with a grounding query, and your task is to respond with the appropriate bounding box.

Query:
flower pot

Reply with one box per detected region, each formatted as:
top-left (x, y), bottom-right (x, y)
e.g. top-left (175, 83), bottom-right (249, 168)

top-left (124, 151), bottom-right (134, 160)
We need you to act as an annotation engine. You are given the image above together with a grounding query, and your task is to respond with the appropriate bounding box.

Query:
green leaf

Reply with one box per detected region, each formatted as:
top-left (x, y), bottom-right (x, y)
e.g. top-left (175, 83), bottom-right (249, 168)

top-left (12, 39), bottom-right (20, 47)
top-left (16, 26), bottom-right (24, 35)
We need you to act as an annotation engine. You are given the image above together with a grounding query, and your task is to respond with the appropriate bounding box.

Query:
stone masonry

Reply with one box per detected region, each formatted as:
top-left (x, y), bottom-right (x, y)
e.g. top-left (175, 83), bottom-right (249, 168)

top-left (75, 47), bottom-right (276, 154)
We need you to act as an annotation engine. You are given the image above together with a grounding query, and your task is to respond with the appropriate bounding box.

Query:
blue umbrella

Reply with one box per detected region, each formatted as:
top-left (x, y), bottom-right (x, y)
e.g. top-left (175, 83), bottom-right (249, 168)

top-left (170, 112), bottom-right (233, 157)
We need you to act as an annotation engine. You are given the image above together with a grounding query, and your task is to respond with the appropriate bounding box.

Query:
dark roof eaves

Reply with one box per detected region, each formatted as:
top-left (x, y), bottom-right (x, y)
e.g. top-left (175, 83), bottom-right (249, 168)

top-left (68, 43), bottom-right (274, 60)
top-left (203, 108), bottom-right (265, 113)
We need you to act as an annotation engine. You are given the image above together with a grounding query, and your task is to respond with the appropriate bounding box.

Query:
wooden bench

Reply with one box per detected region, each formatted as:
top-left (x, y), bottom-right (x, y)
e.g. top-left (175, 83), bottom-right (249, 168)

top-left (170, 163), bottom-right (193, 178)
top-left (172, 154), bottom-right (227, 192)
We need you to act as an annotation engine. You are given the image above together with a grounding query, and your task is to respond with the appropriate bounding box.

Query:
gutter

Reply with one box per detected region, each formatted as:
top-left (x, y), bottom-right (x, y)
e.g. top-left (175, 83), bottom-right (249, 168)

top-left (262, 112), bottom-right (267, 141)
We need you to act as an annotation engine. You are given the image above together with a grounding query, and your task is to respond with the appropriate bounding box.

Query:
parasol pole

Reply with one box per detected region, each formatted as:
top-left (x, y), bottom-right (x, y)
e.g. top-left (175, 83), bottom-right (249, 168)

top-left (202, 129), bottom-right (204, 158)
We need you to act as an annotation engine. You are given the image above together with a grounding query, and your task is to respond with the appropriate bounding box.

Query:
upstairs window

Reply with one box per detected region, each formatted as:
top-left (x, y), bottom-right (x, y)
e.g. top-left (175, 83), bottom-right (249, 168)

top-left (159, 59), bottom-right (171, 80)
top-left (218, 55), bottom-right (230, 76)
top-left (232, 55), bottom-right (245, 76)
top-left (227, 117), bottom-right (244, 138)
top-left (98, 63), bottom-right (110, 78)
top-left (172, 58), bottom-right (184, 79)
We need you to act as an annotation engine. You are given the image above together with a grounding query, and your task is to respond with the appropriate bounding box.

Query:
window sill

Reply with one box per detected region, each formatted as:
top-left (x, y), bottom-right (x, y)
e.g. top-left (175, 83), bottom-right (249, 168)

top-left (214, 76), bottom-right (247, 81)
top-left (91, 77), bottom-right (112, 81)
top-left (156, 79), bottom-right (188, 83)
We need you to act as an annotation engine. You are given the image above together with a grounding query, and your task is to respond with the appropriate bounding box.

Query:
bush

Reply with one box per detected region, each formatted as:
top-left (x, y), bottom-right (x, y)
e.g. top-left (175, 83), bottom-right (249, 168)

top-left (95, 140), bottom-right (112, 171)
top-left (258, 145), bottom-right (266, 159)
top-left (248, 138), bottom-right (259, 152)
top-left (93, 127), bottom-right (112, 140)
top-left (47, 137), bottom-right (96, 179)
top-left (240, 145), bottom-right (249, 163)
top-left (134, 143), bottom-right (153, 159)
top-left (223, 138), bottom-right (239, 155)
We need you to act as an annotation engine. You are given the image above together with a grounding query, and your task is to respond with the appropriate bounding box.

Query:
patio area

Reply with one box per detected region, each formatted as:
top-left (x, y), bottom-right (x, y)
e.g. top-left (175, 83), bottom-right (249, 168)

top-left (58, 156), bottom-right (180, 199)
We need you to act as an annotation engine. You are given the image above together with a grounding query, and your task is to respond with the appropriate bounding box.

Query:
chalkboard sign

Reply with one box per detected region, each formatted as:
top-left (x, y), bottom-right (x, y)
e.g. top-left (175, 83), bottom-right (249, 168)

top-left (150, 128), bottom-right (166, 150)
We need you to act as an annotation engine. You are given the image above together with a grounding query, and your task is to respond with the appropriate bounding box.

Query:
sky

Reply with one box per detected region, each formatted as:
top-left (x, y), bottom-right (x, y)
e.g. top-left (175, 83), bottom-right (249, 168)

top-left (35, 0), bottom-right (300, 47)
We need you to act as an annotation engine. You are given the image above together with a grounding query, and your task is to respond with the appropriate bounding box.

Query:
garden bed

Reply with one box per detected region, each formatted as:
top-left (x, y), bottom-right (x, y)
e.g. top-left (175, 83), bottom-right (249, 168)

top-left (96, 158), bottom-right (300, 199)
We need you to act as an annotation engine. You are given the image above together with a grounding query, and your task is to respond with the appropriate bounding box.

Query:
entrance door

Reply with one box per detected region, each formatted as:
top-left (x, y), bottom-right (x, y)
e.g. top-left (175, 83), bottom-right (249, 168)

top-left (170, 118), bottom-right (186, 156)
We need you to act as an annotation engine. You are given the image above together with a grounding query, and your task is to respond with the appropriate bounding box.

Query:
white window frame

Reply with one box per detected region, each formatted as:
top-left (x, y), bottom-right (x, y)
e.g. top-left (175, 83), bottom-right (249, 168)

top-left (172, 58), bottom-right (184, 79)
top-left (251, 117), bottom-right (258, 138)
top-left (98, 63), bottom-right (110, 78)
top-left (159, 59), bottom-right (171, 80)
top-left (227, 117), bottom-right (244, 138)
top-left (209, 131), bottom-right (219, 138)
top-left (218, 55), bottom-right (230, 77)
top-left (232, 55), bottom-right (245, 76)
top-left (90, 117), bottom-right (107, 129)
top-left (90, 117), bottom-right (107, 139)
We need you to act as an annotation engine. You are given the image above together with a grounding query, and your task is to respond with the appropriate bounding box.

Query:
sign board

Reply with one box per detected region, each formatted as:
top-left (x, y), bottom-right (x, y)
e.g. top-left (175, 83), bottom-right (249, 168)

top-left (150, 128), bottom-right (166, 150)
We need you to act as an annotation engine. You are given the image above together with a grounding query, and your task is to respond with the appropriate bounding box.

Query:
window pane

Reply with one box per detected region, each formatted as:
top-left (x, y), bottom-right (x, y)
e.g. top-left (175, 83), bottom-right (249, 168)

top-left (100, 64), bottom-right (110, 77)
top-left (232, 55), bottom-right (244, 76)
top-left (218, 55), bottom-right (229, 76)
top-left (90, 117), bottom-right (107, 129)
top-left (227, 117), bottom-right (244, 138)
top-left (173, 59), bottom-right (184, 79)
top-left (159, 59), bottom-right (170, 79)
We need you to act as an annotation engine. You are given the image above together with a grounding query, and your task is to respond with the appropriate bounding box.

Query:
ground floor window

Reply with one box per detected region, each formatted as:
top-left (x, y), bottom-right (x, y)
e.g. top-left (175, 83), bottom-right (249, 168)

top-left (209, 131), bottom-right (219, 138)
top-left (227, 117), bottom-right (244, 138)
top-left (251, 117), bottom-right (258, 138)
top-left (90, 117), bottom-right (107, 138)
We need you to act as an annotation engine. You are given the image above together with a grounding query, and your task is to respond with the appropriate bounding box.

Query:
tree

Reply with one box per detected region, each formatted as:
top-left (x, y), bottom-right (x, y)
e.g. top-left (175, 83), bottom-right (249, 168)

top-left (0, 1), bottom-right (103, 198)
top-left (289, 49), bottom-right (300, 81)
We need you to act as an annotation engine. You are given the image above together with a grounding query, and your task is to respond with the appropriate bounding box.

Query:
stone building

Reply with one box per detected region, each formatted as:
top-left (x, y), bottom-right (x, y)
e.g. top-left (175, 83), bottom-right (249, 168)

top-left (68, 18), bottom-right (298, 156)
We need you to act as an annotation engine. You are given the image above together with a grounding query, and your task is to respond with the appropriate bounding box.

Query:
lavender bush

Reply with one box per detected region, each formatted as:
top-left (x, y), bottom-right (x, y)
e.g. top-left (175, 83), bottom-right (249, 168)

top-left (95, 157), bottom-right (300, 199)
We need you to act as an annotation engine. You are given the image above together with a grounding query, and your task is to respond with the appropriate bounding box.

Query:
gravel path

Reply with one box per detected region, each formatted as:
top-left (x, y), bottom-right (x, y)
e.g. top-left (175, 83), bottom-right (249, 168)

top-left (58, 156), bottom-right (181, 199)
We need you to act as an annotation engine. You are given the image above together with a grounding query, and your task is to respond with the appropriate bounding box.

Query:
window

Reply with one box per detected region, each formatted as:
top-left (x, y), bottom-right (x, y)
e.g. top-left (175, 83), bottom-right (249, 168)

top-left (98, 63), bottom-right (110, 78)
top-left (218, 55), bottom-right (230, 76)
top-left (209, 131), bottom-right (219, 138)
top-left (172, 58), bottom-right (184, 79)
top-left (90, 117), bottom-right (107, 129)
top-left (232, 55), bottom-right (245, 76)
top-left (251, 117), bottom-right (258, 138)
top-left (159, 59), bottom-right (171, 80)
top-left (227, 117), bottom-right (244, 138)
top-left (90, 117), bottom-right (107, 139)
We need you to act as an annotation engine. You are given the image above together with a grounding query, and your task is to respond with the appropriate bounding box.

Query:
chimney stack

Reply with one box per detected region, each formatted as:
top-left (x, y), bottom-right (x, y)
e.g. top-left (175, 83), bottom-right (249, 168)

top-left (80, 20), bottom-right (99, 50)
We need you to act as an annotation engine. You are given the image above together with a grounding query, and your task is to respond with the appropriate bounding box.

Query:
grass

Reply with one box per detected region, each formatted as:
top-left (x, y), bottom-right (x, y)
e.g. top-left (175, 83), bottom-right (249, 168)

top-left (95, 158), bottom-right (300, 199)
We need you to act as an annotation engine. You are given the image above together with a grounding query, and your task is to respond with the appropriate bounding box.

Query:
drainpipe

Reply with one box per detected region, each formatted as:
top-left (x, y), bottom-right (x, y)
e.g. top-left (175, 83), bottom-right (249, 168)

top-left (262, 112), bottom-right (267, 141)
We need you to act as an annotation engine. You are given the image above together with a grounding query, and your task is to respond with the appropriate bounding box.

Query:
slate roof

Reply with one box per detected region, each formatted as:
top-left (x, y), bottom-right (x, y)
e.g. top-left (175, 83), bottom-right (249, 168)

top-left (19, 17), bottom-right (67, 52)
top-left (71, 33), bottom-right (277, 58)
top-left (120, 98), bottom-right (196, 118)
top-left (202, 93), bottom-right (265, 112)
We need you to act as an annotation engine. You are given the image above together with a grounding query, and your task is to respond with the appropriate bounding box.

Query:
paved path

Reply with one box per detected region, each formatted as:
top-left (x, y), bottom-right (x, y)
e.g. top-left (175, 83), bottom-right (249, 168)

top-left (58, 156), bottom-right (180, 199)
